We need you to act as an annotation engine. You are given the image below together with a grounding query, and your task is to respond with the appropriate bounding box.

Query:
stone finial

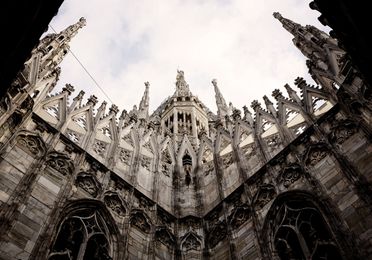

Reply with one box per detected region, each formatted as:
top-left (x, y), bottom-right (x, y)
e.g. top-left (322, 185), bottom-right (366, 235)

top-left (243, 105), bottom-right (254, 125)
top-left (109, 104), bottom-right (119, 115)
top-left (294, 77), bottom-right (307, 88)
top-left (144, 81), bottom-right (150, 88)
top-left (251, 100), bottom-right (261, 110)
top-left (120, 109), bottom-right (127, 120)
top-left (272, 89), bottom-right (283, 99)
top-left (98, 101), bottom-right (107, 111)
top-left (79, 17), bottom-right (87, 27)
top-left (273, 12), bottom-right (282, 19)
top-left (73, 90), bottom-right (85, 101)
top-left (87, 95), bottom-right (98, 106)
top-left (284, 83), bottom-right (302, 104)
top-left (62, 83), bottom-right (75, 95)
top-left (211, 78), bottom-right (218, 87)
top-left (232, 108), bottom-right (241, 121)
top-left (263, 95), bottom-right (273, 106)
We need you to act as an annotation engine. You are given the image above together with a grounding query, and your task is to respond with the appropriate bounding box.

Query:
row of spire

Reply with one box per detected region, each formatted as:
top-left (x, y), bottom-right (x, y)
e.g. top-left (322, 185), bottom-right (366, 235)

top-left (29, 12), bottom-right (338, 127)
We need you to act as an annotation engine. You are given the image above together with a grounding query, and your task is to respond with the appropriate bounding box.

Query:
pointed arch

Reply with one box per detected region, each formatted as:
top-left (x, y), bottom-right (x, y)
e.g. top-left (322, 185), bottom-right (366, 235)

top-left (47, 199), bottom-right (121, 260)
top-left (261, 190), bottom-right (360, 260)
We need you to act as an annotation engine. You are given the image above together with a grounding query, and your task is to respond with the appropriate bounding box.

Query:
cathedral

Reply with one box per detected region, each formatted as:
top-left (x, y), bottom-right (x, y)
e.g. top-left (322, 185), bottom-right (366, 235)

top-left (0, 10), bottom-right (371, 260)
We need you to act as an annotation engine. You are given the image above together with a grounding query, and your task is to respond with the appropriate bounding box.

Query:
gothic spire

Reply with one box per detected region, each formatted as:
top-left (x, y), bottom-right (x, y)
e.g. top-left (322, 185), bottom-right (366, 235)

top-left (273, 12), bottom-right (303, 37)
top-left (38, 17), bottom-right (86, 54)
top-left (138, 82), bottom-right (150, 120)
top-left (212, 79), bottom-right (229, 118)
top-left (32, 18), bottom-right (87, 80)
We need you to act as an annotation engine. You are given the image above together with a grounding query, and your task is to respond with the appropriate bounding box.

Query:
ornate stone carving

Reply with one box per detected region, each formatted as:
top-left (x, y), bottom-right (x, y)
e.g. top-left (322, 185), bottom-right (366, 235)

top-left (130, 210), bottom-right (151, 234)
top-left (119, 148), bottom-right (132, 165)
top-left (203, 161), bottom-right (214, 176)
top-left (228, 206), bottom-right (250, 229)
top-left (329, 120), bottom-right (357, 144)
top-left (304, 143), bottom-right (328, 167)
top-left (222, 152), bottom-right (233, 168)
top-left (108, 174), bottom-right (131, 199)
top-left (141, 155), bottom-right (152, 171)
top-left (181, 232), bottom-right (202, 251)
top-left (241, 143), bottom-right (255, 160)
top-left (265, 133), bottom-right (281, 152)
top-left (253, 184), bottom-right (276, 210)
top-left (75, 172), bottom-right (101, 197)
top-left (16, 133), bottom-right (46, 157)
top-left (155, 227), bottom-right (175, 248)
top-left (93, 140), bottom-right (107, 158)
top-left (158, 209), bottom-right (174, 228)
top-left (104, 192), bottom-right (127, 217)
top-left (277, 164), bottom-right (302, 187)
top-left (46, 151), bottom-right (74, 175)
top-left (207, 221), bottom-right (227, 248)
top-left (161, 149), bottom-right (172, 177)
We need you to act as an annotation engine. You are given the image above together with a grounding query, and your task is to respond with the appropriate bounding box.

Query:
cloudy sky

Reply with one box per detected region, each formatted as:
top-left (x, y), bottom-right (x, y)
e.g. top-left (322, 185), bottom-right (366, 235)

top-left (47, 0), bottom-right (329, 114)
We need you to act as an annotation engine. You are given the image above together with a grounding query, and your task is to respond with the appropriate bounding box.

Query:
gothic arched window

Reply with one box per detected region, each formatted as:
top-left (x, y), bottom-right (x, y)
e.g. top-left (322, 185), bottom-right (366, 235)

top-left (48, 208), bottom-right (112, 260)
top-left (272, 199), bottom-right (343, 260)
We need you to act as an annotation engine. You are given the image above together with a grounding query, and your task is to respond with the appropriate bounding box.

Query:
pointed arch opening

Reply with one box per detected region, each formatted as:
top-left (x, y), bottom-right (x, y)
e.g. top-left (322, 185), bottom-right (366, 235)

top-left (182, 151), bottom-right (192, 186)
top-left (262, 191), bottom-right (357, 260)
top-left (47, 200), bottom-right (120, 260)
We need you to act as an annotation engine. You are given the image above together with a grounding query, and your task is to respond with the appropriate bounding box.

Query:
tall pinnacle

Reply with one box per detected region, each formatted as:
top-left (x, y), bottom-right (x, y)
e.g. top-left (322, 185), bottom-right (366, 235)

top-left (57, 17), bottom-right (87, 43)
top-left (212, 79), bottom-right (229, 119)
top-left (273, 12), bottom-right (303, 37)
top-left (138, 82), bottom-right (150, 120)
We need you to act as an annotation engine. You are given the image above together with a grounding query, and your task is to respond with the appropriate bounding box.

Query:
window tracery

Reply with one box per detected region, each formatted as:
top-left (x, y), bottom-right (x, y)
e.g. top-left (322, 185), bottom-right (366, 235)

top-left (48, 208), bottom-right (112, 260)
top-left (272, 200), bottom-right (343, 260)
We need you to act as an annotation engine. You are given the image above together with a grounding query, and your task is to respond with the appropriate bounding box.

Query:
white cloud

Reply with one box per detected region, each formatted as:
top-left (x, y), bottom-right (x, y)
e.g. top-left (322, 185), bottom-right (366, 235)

top-left (48, 0), bottom-right (330, 114)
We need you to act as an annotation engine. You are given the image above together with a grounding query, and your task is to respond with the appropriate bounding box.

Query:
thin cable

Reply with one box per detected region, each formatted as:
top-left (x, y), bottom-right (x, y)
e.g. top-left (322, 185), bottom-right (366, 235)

top-left (49, 25), bottom-right (114, 104)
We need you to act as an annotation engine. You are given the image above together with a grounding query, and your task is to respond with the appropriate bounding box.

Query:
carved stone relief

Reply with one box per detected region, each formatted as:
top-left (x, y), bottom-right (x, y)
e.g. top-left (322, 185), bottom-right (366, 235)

top-left (75, 172), bottom-right (101, 197)
top-left (207, 221), bottom-right (227, 248)
top-left (304, 144), bottom-right (328, 167)
top-left (221, 152), bottom-right (233, 168)
top-left (108, 174), bottom-right (131, 200)
top-left (161, 149), bottom-right (172, 177)
top-left (93, 140), bottom-right (107, 158)
top-left (228, 206), bottom-right (250, 230)
top-left (130, 210), bottom-right (151, 234)
top-left (16, 133), bottom-right (46, 157)
top-left (155, 227), bottom-right (175, 249)
top-left (277, 164), bottom-right (302, 187)
top-left (181, 232), bottom-right (202, 251)
top-left (265, 133), bottom-right (282, 152)
top-left (46, 151), bottom-right (74, 175)
top-left (203, 161), bottom-right (214, 176)
top-left (241, 143), bottom-right (256, 160)
top-left (141, 155), bottom-right (152, 171)
top-left (119, 148), bottom-right (132, 165)
top-left (329, 120), bottom-right (357, 144)
top-left (104, 192), bottom-right (127, 217)
top-left (253, 184), bottom-right (276, 210)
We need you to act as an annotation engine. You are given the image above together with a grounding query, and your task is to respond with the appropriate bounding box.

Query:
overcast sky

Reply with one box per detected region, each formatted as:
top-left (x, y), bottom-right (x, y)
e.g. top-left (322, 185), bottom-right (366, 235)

top-left (47, 0), bottom-right (329, 115)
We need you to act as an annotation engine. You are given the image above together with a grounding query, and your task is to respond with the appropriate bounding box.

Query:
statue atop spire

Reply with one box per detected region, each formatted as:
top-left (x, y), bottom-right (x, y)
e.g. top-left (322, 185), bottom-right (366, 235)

top-left (175, 70), bottom-right (191, 97)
